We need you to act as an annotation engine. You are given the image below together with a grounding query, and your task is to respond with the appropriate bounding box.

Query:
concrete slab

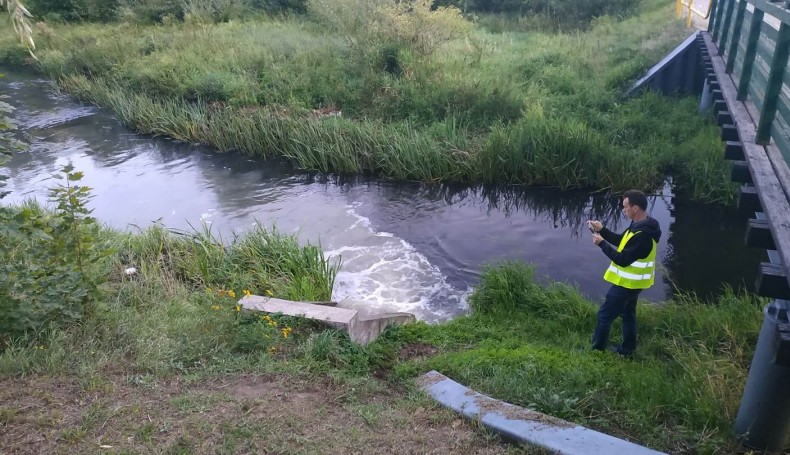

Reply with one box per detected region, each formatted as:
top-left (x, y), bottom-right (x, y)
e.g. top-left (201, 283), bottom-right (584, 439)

top-left (238, 295), bottom-right (415, 345)
top-left (354, 312), bottom-right (417, 345)
top-left (240, 296), bottom-right (358, 326)
top-left (417, 371), bottom-right (666, 455)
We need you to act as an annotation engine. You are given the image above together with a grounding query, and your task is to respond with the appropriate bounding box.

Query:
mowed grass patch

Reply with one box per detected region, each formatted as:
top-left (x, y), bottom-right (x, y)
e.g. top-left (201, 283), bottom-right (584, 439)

top-left (0, 373), bottom-right (542, 454)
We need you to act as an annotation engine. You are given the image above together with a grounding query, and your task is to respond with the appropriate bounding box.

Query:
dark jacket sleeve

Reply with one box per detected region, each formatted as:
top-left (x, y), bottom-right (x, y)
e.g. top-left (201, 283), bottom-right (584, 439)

top-left (599, 227), bottom-right (622, 246)
top-left (598, 231), bottom-right (653, 267)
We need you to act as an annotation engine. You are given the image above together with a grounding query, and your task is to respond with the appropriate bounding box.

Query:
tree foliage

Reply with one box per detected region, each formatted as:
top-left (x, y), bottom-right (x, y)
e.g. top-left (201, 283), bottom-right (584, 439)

top-left (0, 167), bottom-right (110, 344)
top-left (307, 0), bottom-right (471, 56)
top-left (435, 0), bottom-right (638, 27)
top-left (1, 0), bottom-right (35, 53)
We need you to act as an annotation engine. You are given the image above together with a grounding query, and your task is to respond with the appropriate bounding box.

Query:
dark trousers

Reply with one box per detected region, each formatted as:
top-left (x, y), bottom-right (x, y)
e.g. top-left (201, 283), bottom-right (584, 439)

top-left (591, 284), bottom-right (641, 354)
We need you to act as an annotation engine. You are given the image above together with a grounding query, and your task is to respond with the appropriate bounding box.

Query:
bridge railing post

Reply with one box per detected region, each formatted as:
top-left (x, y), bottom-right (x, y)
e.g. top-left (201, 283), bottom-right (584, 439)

top-left (726, 0), bottom-right (748, 72)
top-left (713, 0), bottom-right (730, 41)
top-left (737, 8), bottom-right (764, 100)
top-left (756, 21), bottom-right (790, 144)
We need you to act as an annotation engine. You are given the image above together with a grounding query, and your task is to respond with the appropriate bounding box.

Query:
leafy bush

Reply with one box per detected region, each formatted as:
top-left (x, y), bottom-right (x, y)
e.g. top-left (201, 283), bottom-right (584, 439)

top-left (247, 0), bottom-right (308, 14)
top-left (379, 0), bottom-right (472, 55)
top-left (436, 0), bottom-right (638, 28)
top-left (308, 0), bottom-right (471, 56)
top-left (25, 0), bottom-right (119, 21)
top-left (117, 0), bottom-right (184, 23)
top-left (0, 166), bottom-right (110, 343)
top-left (0, 95), bottom-right (20, 199)
top-left (183, 0), bottom-right (246, 23)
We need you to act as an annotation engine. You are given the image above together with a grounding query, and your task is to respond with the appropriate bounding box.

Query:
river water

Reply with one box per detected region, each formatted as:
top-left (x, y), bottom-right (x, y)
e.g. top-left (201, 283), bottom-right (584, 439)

top-left (0, 70), bottom-right (765, 322)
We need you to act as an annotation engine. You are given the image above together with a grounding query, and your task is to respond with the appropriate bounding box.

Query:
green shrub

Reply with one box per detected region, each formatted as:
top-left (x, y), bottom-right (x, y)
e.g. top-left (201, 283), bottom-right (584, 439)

top-left (247, 0), bottom-right (308, 13)
top-left (0, 166), bottom-right (110, 343)
top-left (183, 0), bottom-right (246, 23)
top-left (435, 0), bottom-right (638, 28)
top-left (308, 0), bottom-right (471, 56)
top-left (26, 0), bottom-right (119, 22)
top-left (118, 0), bottom-right (185, 23)
top-left (0, 91), bottom-right (21, 200)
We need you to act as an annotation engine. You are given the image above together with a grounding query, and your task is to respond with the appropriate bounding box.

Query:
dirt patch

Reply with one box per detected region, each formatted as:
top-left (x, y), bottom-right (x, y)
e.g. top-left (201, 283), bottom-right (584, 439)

top-left (399, 342), bottom-right (441, 361)
top-left (416, 370), bottom-right (446, 389)
top-left (0, 373), bottom-right (531, 454)
top-left (473, 395), bottom-right (573, 429)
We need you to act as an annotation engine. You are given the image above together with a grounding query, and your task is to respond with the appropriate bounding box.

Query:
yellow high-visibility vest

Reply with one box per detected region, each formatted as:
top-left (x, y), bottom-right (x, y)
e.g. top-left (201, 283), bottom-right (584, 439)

top-left (603, 230), bottom-right (657, 289)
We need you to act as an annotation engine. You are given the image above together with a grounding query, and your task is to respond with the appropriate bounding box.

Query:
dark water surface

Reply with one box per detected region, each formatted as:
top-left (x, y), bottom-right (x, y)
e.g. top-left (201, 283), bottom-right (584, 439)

top-left (0, 70), bottom-right (765, 321)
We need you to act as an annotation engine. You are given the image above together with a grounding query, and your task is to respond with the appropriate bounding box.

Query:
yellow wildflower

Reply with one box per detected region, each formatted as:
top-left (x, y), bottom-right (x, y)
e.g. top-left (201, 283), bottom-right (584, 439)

top-left (243, 289), bottom-right (251, 297)
top-left (265, 289), bottom-right (273, 296)
top-left (263, 334), bottom-right (270, 339)
top-left (228, 290), bottom-right (236, 298)
top-left (235, 305), bottom-right (241, 312)
top-left (268, 346), bottom-right (277, 354)
top-left (211, 305), bottom-right (221, 310)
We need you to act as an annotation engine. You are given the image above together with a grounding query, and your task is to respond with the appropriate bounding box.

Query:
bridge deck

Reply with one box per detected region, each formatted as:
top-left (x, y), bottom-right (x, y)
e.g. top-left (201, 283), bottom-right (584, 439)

top-left (705, 0), bottom-right (790, 297)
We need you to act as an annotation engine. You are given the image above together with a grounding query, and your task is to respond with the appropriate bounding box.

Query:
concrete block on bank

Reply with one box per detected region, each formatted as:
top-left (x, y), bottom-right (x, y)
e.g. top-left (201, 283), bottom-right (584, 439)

top-left (238, 295), bottom-right (415, 345)
top-left (355, 312), bottom-right (417, 344)
top-left (417, 371), bottom-right (666, 455)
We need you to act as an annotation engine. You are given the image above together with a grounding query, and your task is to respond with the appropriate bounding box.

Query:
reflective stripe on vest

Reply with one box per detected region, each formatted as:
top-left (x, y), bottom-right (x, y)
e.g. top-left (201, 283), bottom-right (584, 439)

top-left (603, 230), bottom-right (657, 290)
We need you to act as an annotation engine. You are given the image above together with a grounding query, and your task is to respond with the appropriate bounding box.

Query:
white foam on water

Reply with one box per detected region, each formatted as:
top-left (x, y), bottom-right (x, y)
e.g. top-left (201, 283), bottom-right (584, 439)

top-left (325, 204), bottom-right (470, 323)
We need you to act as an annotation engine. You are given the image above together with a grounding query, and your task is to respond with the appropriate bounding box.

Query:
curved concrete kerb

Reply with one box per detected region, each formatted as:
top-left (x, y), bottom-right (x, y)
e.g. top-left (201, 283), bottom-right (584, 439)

top-left (238, 295), bottom-right (415, 344)
top-left (417, 371), bottom-right (666, 455)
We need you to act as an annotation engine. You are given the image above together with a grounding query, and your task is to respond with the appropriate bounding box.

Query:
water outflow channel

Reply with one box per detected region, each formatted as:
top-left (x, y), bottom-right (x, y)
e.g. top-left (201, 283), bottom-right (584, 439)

top-left (1, 70), bottom-right (766, 322)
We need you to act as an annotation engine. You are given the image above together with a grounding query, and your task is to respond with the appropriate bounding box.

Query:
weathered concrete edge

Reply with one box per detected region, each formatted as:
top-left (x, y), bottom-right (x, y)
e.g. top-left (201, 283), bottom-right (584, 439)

top-left (239, 295), bottom-right (416, 345)
top-left (417, 371), bottom-right (666, 455)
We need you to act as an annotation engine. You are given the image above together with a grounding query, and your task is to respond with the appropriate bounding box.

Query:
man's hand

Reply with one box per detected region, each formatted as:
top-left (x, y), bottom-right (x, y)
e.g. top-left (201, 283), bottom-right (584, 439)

top-left (592, 233), bottom-right (603, 245)
top-left (588, 220), bottom-right (603, 232)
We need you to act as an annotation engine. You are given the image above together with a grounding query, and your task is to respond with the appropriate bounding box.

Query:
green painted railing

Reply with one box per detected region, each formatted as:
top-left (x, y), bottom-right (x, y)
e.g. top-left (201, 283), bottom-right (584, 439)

top-left (709, 0), bottom-right (790, 163)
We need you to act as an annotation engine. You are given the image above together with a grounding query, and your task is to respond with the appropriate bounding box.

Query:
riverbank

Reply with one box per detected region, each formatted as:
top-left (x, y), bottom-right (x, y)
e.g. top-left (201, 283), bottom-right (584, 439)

top-left (0, 1), bottom-right (762, 452)
top-left (0, 0), bottom-right (735, 202)
top-left (0, 199), bottom-right (763, 453)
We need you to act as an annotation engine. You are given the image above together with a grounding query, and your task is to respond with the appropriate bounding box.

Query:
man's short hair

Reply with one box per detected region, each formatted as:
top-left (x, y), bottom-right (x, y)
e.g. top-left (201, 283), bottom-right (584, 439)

top-left (623, 190), bottom-right (648, 211)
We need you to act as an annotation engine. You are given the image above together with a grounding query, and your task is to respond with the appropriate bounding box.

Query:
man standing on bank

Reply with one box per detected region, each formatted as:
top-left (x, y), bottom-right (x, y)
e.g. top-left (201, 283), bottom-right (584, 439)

top-left (588, 190), bottom-right (661, 357)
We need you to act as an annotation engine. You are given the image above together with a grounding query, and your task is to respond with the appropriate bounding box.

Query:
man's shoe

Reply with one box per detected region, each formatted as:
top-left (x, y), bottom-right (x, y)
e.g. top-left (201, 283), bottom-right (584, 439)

top-left (609, 345), bottom-right (633, 358)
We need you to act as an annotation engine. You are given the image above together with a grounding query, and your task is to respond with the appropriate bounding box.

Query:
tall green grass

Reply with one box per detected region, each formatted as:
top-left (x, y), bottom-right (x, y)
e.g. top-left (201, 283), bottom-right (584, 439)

top-left (55, 74), bottom-right (731, 199)
top-left (0, 202), bottom-right (763, 452)
top-left (394, 262), bottom-right (763, 452)
top-left (0, 214), bottom-right (338, 375)
top-left (0, 0), bottom-right (735, 201)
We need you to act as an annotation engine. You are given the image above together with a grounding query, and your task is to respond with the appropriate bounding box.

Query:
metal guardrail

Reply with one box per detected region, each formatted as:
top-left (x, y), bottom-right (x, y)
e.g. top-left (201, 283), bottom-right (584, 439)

top-left (677, 0), bottom-right (714, 27)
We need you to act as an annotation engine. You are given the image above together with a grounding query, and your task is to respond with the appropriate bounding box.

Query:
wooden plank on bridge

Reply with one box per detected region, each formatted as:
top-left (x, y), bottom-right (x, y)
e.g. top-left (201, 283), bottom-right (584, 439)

top-left (704, 32), bottom-right (790, 290)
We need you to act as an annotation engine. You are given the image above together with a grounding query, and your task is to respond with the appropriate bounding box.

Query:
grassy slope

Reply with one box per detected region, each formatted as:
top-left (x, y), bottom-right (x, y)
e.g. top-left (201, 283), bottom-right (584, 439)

top-left (0, 0), bottom-right (734, 201)
top-left (397, 263), bottom-right (763, 453)
top-left (0, 1), bottom-right (760, 452)
top-left (0, 219), bottom-right (764, 453)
